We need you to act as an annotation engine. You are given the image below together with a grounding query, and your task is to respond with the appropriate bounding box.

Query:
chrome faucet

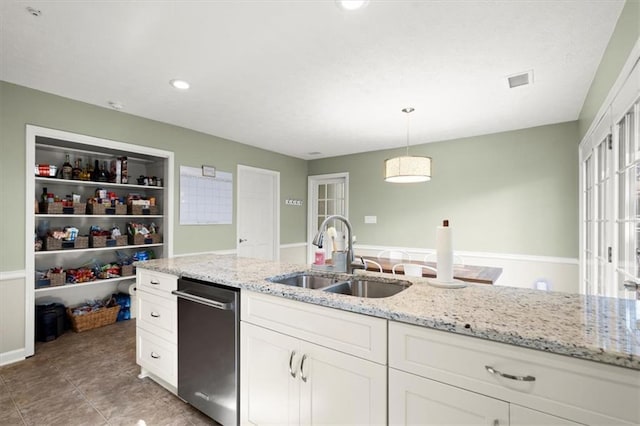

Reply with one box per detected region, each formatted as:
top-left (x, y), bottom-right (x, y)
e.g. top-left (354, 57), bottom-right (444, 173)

top-left (312, 215), bottom-right (364, 274)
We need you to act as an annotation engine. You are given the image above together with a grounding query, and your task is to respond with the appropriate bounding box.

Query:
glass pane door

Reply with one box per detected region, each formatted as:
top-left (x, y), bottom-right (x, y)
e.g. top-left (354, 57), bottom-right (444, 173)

top-left (616, 99), bottom-right (640, 299)
top-left (308, 174), bottom-right (349, 263)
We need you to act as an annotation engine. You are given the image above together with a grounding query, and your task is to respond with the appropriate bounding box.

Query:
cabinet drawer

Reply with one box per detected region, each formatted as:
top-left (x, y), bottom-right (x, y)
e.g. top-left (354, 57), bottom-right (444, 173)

top-left (241, 291), bottom-right (387, 364)
top-left (136, 328), bottom-right (176, 387)
top-left (137, 290), bottom-right (176, 343)
top-left (389, 322), bottom-right (640, 425)
top-left (137, 269), bottom-right (177, 295)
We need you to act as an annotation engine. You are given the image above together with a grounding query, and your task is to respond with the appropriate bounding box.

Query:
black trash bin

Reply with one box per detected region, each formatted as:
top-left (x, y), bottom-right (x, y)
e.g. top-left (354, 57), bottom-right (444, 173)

top-left (35, 303), bottom-right (66, 342)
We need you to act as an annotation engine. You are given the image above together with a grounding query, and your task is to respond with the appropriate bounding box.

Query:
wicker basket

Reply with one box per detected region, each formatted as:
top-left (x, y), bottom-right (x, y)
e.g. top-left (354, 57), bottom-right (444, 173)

top-left (115, 235), bottom-right (127, 246)
top-left (49, 271), bottom-right (66, 287)
top-left (128, 205), bottom-right (158, 215)
top-left (44, 237), bottom-right (62, 251)
top-left (74, 236), bottom-right (89, 249)
top-left (115, 204), bottom-right (127, 215)
top-left (66, 305), bottom-right (120, 332)
top-left (39, 202), bottom-right (63, 214)
top-left (120, 264), bottom-right (135, 277)
top-left (61, 203), bottom-right (86, 215)
top-left (129, 233), bottom-right (161, 245)
top-left (89, 235), bottom-right (107, 248)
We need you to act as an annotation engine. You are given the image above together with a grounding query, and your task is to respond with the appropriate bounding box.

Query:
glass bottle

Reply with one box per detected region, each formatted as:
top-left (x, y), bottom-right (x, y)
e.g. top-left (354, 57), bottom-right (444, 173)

top-left (85, 158), bottom-right (94, 181)
top-left (61, 154), bottom-right (73, 180)
top-left (72, 158), bottom-right (82, 180)
top-left (98, 161), bottom-right (109, 182)
top-left (92, 159), bottom-right (100, 181)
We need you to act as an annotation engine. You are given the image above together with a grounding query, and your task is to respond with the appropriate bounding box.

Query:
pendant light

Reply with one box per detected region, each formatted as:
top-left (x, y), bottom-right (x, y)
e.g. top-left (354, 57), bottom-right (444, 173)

top-left (384, 107), bottom-right (432, 183)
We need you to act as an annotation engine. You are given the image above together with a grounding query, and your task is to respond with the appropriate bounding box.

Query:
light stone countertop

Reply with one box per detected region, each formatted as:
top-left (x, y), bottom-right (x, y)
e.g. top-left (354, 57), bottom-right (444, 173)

top-left (136, 254), bottom-right (640, 370)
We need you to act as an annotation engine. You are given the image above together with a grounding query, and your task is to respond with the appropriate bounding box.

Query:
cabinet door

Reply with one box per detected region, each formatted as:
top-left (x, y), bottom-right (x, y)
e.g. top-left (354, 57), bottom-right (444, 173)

top-left (299, 340), bottom-right (386, 425)
top-left (389, 368), bottom-right (508, 426)
top-left (511, 405), bottom-right (583, 426)
top-left (240, 322), bottom-right (300, 426)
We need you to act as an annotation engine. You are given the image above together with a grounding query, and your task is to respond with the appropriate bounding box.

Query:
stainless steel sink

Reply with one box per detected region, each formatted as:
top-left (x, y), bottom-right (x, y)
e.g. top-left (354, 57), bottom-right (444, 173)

top-left (268, 273), bottom-right (342, 289)
top-left (268, 273), bottom-right (411, 298)
top-left (323, 279), bottom-right (412, 298)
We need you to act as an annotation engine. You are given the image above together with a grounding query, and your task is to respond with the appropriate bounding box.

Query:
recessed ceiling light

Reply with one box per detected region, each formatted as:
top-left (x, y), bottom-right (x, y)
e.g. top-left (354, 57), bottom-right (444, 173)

top-left (170, 79), bottom-right (190, 90)
top-left (335, 0), bottom-right (369, 11)
top-left (26, 6), bottom-right (41, 17)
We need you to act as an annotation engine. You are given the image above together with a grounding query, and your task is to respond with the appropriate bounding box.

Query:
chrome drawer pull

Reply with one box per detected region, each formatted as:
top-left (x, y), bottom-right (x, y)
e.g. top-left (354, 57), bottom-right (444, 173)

top-left (485, 365), bottom-right (535, 382)
top-left (288, 351), bottom-right (297, 378)
top-left (150, 352), bottom-right (161, 359)
top-left (150, 280), bottom-right (160, 285)
top-left (300, 354), bottom-right (308, 382)
top-left (150, 312), bottom-right (160, 318)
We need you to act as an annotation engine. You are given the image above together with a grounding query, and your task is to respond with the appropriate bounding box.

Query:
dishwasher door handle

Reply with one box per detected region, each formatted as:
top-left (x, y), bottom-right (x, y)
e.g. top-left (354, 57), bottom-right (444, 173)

top-left (172, 290), bottom-right (234, 310)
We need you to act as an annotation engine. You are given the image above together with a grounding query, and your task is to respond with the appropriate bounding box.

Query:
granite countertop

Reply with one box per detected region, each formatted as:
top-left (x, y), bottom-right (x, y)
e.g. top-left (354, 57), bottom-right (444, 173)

top-left (137, 254), bottom-right (640, 370)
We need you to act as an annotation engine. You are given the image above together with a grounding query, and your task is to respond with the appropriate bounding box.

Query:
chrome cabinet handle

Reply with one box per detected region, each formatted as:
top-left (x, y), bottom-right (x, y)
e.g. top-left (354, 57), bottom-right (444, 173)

top-left (150, 279), bottom-right (160, 285)
top-left (150, 312), bottom-right (160, 318)
top-left (288, 351), bottom-right (297, 378)
top-left (300, 354), bottom-right (308, 382)
top-left (150, 352), bottom-right (160, 359)
top-left (623, 280), bottom-right (639, 291)
top-left (485, 365), bottom-right (535, 382)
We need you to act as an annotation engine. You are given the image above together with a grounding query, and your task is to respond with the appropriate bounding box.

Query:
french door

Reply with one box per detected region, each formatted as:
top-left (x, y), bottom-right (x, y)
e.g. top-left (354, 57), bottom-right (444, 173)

top-left (307, 173), bottom-right (349, 264)
top-left (581, 55), bottom-right (639, 299)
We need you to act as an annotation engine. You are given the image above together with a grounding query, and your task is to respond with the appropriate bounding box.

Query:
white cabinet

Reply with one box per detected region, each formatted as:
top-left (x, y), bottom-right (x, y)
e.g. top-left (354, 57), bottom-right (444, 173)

top-left (136, 268), bottom-right (178, 393)
top-left (511, 405), bottom-right (582, 426)
top-left (25, 125), bottom-right (173, 356)
top-left (389, 321), bottom-right (640, 426)
top-left (240, 292), bottom-right (387, 425)
top-left (389, 368), bottom-right (509, 426)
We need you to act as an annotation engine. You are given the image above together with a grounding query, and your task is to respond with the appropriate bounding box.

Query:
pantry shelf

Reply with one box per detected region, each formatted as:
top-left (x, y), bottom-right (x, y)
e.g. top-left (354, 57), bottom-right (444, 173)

top-left (36, 214), bottom-right (163, 219)
top-left (35, 176), bottom-right (163, 191)
top-left (35, 243), bottom-right (163, 256)
top-left (34, 275), bottom-right (136, 294)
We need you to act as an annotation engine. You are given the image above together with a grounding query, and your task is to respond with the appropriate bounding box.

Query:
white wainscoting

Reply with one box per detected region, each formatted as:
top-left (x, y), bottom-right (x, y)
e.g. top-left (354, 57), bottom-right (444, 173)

top-left (355, 245), bottom-right (579, 294)
top-left (0, 270), bottom-right (27, 366)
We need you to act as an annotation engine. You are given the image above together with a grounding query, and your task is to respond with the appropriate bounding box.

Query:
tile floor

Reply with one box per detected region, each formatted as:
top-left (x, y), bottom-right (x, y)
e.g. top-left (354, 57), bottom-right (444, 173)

top-left (0, 319), bottom-right (216, 425)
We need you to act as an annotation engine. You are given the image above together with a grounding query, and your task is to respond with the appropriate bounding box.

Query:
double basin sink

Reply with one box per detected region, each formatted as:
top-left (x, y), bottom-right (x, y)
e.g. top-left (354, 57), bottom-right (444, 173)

top-left (267, 272), bottom-right (411, 298)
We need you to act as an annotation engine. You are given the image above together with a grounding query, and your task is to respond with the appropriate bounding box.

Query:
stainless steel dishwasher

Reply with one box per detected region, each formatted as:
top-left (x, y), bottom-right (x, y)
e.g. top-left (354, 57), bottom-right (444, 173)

top-left (172, 277), bottom-right (239, 426)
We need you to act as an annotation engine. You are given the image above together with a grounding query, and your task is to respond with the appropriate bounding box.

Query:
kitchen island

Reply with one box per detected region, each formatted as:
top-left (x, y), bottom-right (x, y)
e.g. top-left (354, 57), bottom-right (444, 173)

top-left (137, 253), bottom-right (638, 369)
top-left (135, 253), bottom-right (640, 426)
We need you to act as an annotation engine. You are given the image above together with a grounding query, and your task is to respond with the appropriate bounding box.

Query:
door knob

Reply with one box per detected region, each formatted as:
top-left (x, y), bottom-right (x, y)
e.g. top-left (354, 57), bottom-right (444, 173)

top-left (239, 238), bottom-right (247, 243)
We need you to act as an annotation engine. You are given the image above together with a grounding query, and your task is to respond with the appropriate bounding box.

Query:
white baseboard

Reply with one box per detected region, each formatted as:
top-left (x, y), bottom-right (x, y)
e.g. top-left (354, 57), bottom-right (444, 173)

top-left (0, 348), bottom-right (26, 366)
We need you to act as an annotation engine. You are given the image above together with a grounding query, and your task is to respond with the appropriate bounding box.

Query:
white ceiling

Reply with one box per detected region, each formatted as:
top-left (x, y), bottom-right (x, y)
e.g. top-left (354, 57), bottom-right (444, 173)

top-left (0, 0), bottom-right (624, 160)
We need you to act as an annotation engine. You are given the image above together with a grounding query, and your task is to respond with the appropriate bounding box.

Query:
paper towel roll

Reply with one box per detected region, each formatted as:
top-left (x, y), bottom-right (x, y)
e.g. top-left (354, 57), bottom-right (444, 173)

top-left (436, 220), bottom-right (454, 283)
top-left (116, 281), bottom-right (137, 319)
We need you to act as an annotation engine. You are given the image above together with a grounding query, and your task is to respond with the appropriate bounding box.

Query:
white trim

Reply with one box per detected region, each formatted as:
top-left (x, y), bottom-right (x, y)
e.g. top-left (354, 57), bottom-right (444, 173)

top-left (173, 249), bottom-right (238, 257)
top-left (236, 165), bottom-right (281, 261)
top-left (25, 124), bottom-right (175, 358)
top-left (0, 348), bottom-right (27, 367)
top-left (280, 242), bottom-right (307, 249)
top-left (0, 270), bottom-right (26, 281)
top-left (354, 244), bottom-right (578, 265)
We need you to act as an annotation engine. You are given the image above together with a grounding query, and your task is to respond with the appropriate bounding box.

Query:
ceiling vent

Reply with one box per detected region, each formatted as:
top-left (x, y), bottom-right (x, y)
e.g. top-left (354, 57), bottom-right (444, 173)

top-left (507, 70), bottom-right (533, 88)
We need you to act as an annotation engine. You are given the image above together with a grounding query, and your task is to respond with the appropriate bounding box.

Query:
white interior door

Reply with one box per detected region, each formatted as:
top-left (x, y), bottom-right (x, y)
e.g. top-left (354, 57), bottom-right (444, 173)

top-left (307, 173), bottom-right (349, 263)
top-left (237, 165), bottom-right (280, 260)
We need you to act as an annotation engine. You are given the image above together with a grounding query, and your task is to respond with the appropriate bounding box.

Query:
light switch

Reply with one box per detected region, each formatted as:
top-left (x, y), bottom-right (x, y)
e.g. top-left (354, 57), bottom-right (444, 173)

top-left (364, 215), bottom-right (377, 224)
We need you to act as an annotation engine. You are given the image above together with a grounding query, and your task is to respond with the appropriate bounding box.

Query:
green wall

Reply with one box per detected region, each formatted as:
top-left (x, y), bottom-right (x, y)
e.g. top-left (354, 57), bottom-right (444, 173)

top-left (309, 121), bottom-right (579, 258)
top-left (578, 0), bottom-right (640, 138)
top-left (0, 81), bottom-right (308, 271)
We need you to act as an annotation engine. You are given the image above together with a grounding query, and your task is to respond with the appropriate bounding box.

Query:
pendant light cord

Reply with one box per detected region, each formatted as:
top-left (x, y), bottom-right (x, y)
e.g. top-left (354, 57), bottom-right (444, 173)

top-left (402, 107), bottom-right (414, 156)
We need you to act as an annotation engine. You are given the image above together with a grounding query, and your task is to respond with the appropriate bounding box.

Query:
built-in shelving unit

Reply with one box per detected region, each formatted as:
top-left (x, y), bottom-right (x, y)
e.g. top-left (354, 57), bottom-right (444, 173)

top-left (25, 125), bottom-right (174, 357)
